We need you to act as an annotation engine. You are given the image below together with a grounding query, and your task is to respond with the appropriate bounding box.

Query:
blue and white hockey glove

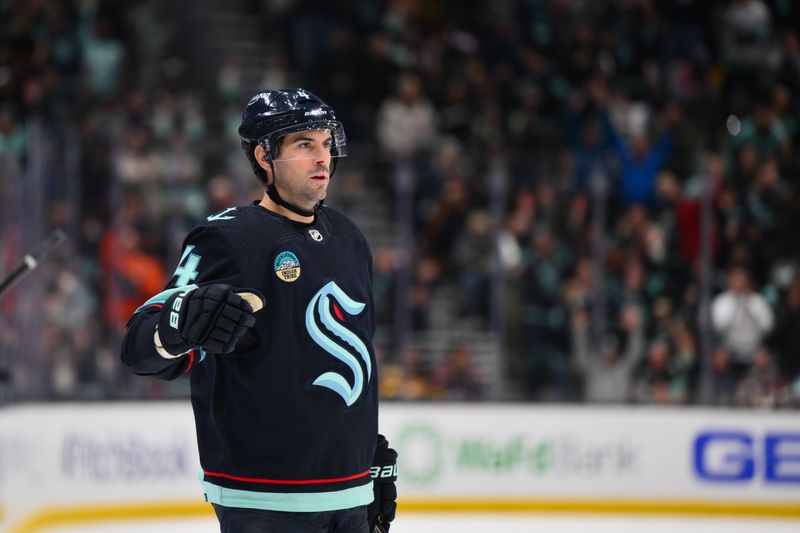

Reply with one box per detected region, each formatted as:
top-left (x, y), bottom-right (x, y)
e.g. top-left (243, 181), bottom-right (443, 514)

top-left (369, 434), bottom-right (398, 533)
top-left (156, 284), bottom-right (262, 357)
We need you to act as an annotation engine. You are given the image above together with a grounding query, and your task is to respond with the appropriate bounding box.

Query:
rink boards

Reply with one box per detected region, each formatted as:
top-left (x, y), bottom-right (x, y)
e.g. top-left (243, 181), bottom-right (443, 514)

top-left (0, 403), bottom-right (798, 532)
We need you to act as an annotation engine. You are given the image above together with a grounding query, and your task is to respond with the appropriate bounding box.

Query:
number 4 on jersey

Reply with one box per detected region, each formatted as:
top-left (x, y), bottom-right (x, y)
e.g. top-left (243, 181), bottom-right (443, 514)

top-left (173, 245), bottom-right (201, 286)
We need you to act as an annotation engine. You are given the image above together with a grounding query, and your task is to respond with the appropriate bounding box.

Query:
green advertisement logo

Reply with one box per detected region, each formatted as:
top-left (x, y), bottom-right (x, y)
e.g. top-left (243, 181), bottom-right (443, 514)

top-left (395, 420), bottom-right (637, 487)
top-left (396, 421), bottom-right (443, 487)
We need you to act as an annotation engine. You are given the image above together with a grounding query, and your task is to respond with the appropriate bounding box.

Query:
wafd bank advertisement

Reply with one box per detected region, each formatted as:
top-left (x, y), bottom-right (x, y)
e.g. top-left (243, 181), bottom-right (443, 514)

top-left (376, 404), bottom-right (799, 510)
top-left (0, 403), bottom-right (798, 533)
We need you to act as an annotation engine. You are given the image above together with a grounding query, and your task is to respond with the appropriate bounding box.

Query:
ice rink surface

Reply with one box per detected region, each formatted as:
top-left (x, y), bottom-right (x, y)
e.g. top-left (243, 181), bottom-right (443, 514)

top-left (42, 514), bottom-right (800, 533)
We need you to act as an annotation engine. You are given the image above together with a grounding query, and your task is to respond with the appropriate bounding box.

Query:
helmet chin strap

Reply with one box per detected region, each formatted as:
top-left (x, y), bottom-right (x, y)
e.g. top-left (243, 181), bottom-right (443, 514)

top-left (266, 160), bottom-right (330, 218)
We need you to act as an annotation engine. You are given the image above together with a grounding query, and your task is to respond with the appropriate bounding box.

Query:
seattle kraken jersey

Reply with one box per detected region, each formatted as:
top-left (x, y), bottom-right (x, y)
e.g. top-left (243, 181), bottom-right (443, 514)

top-left (121, 204), bottom-right (378, 512)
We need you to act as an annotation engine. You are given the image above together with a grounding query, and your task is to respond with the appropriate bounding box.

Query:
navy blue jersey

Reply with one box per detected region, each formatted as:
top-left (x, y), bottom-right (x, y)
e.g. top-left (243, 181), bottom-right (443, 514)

top-left (121, 204), bottom-right (378, 512)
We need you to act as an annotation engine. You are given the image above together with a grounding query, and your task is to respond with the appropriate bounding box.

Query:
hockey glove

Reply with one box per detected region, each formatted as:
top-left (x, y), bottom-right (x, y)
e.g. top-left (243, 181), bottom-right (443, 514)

top-left (368, 434), bottom-right (398, 533)
top-left (156, 284), bottom-right (262, 357)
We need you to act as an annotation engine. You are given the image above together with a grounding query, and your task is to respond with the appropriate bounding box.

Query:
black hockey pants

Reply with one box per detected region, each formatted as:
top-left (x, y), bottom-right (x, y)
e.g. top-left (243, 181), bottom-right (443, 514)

top-left (212, 503), bottom-right (370, 533)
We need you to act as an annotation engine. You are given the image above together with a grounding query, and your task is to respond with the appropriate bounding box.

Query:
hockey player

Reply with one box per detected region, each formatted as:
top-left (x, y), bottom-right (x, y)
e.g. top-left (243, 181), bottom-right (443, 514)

top-left (121, 89), bottom-right (398, 533)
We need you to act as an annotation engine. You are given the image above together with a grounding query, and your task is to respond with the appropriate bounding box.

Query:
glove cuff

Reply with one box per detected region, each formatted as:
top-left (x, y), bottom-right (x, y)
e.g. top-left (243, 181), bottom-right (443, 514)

top-left (156, 288), bottom-right (196, 355)
top-left (371, 434), bottom-right (398, 483)
top-left (370, 464), bottom-right (398, 483)
top-left (154, 327), bottom-right (191, 359)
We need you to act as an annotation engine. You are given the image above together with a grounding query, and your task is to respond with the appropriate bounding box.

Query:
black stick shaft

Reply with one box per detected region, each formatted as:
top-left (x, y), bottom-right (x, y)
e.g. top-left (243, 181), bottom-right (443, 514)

top-left (0, 229), bottom-right (66, 297)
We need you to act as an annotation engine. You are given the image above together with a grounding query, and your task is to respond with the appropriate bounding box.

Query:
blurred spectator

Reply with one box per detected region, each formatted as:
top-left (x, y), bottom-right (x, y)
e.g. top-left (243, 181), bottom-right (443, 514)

top-left (396, 345), bottom-right (437, 401)
top-left (519, 226), bottom-right (571, 399)
top-left (731, 104), bottom-right (788, 160)
top-left (376, 71), bottom-right (438, 159)
top-left (711, 264), bottom-right (774, 379)
top-left (571, 305), bottom-right (644, 403)
top-left (769, 84), bottom-right (797, 159)
top-left (709, 347), bottom-right (738, 406)
top-left (614, 205), bottom-right (668, 268)
top-left (558, 192), bottom-right (591, 253)
top-left (257, 53), bottom-right (290, 97)
top-left (632, 333), bottom-right (694, 405)
top-left (80, 17), bottom-right (125, 99)
top-left (564, 93), bottom-right (609, 192)
top-left (744, 157), bottom-right (794, 270)
top-left (775, 30), bottom-right (800, 94)
top-left (453, 210), bottom-right (493, 320)
top-left (422, 177), bottom-right (471, 270)
top-left (721, 0), bottom-right (773, 72)
top-left (370, 248), bottom-right (398, 348)
top-left (771, 276), bottom-right (800, 386)
top-left (632, 339), bottom-right (674, 405)
top-left (604, 103), bottom-right (673, 209)
top-left (217, 54), bottom-right (243, 103)
top-left (206, 174), bottom-right (237, 213)
top-left (735, 346), bottom-right (791, 408)
top-left (161, 133), bottom-right (201, 186)
top-left (353, 32), bottom-right (396, 112)
top-left (660, 102), bottom-right (701, 181)
top-left (438, 78), bottom-right (471, 140)
top-left (671, 154), bottom-right (725, 267)
top-left (433, 344), bottom-right (483, 401)
top-left (0, 106), bottom-right (25, 162)
top-left (116, 125), bottom-right (162, 186)
top-left (562, 257), bottom-right (594, 313)
top-left (100, 225), bottom-right (166, 327)
top-left (409, 256), bottom-right (439, 332)
top-left (378, 361), bottom-right (404, 400)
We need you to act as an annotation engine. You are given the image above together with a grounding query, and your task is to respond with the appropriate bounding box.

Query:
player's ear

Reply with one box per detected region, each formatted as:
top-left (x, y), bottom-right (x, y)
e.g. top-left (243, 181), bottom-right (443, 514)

top-left (254, 145), bottom-right (271, 171)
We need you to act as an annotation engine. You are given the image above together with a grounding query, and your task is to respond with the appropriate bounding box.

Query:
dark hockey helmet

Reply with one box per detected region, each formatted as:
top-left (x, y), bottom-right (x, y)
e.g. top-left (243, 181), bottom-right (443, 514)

top-left (239, 88), bottom-right (346, 184)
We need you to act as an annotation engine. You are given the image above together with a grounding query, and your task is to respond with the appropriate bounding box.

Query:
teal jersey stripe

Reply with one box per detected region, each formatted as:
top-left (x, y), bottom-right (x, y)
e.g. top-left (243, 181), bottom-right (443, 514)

top-left (201, 479), bottom-right (374, 512)
top-left (134, 284), bottom-right (198, 314)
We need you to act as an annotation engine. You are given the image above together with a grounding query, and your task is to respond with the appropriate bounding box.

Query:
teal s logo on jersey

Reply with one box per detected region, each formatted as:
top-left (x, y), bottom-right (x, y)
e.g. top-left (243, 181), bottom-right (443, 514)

top-left (305, 281), bottom-right (371, 406)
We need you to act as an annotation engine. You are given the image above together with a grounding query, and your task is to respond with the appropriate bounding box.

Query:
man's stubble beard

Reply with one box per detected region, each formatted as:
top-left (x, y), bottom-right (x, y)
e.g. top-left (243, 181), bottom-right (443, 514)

top-left (273, 164), bottom-right (329, 210)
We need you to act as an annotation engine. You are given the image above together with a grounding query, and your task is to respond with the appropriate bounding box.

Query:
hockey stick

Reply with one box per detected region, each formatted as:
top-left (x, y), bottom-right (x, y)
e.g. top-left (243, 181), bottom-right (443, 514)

top-left (0, 229), bottom-right (66, 298)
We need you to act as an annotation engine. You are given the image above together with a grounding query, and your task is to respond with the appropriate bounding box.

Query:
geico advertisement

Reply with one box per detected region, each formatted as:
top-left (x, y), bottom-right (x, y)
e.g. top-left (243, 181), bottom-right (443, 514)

top-left (378, 404), bottom-right (800, 501)
top-left (693, 430), bottom-right (800, 484)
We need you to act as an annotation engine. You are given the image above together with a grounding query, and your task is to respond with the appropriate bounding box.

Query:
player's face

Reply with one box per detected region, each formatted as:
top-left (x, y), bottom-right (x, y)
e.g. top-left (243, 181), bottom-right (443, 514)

top-left (272, 129), bottom-right (333, 211)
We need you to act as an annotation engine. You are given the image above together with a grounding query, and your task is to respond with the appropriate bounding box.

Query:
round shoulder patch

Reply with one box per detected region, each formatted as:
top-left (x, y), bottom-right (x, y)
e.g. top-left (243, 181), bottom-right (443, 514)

top-left (274, 251), bottom-right (301, 282)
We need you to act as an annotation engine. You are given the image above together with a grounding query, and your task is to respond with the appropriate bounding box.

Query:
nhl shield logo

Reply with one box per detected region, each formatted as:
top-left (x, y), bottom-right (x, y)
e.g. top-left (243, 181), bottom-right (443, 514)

top-left (308, 229), bottom-right (323, 242)
top-left (274, 251), bottom-right (301, 282)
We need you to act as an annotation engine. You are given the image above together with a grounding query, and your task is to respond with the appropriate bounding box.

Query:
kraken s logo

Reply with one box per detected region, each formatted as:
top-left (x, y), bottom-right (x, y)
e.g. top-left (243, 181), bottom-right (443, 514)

top-left (305, 281), bottom-right (372, 406)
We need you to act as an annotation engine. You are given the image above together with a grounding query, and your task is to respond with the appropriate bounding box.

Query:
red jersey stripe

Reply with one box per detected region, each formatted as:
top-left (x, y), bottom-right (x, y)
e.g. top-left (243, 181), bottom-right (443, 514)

top-left (184, 350), bottom-right (196, 373)
top-left (204, 469), bottom-right (371, 485)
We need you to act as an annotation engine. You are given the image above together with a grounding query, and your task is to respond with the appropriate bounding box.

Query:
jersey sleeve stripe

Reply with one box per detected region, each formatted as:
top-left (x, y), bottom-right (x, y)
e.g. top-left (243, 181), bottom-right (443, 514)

top-left (134, 284), bottom-right (199, 314)
top-left (203, 469), bottom-right (371, 485)
top-left (184, 350), bottom-right (196, 373)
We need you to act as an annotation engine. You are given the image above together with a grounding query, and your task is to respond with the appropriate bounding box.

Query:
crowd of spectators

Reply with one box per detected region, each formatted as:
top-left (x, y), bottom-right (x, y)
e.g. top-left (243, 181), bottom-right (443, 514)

top-left (1, 0), bottom-right (799, 407)
top-left (279, 0), bottom-right (800, 407)
top-left (0, 0), bottom-right (219, 399)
